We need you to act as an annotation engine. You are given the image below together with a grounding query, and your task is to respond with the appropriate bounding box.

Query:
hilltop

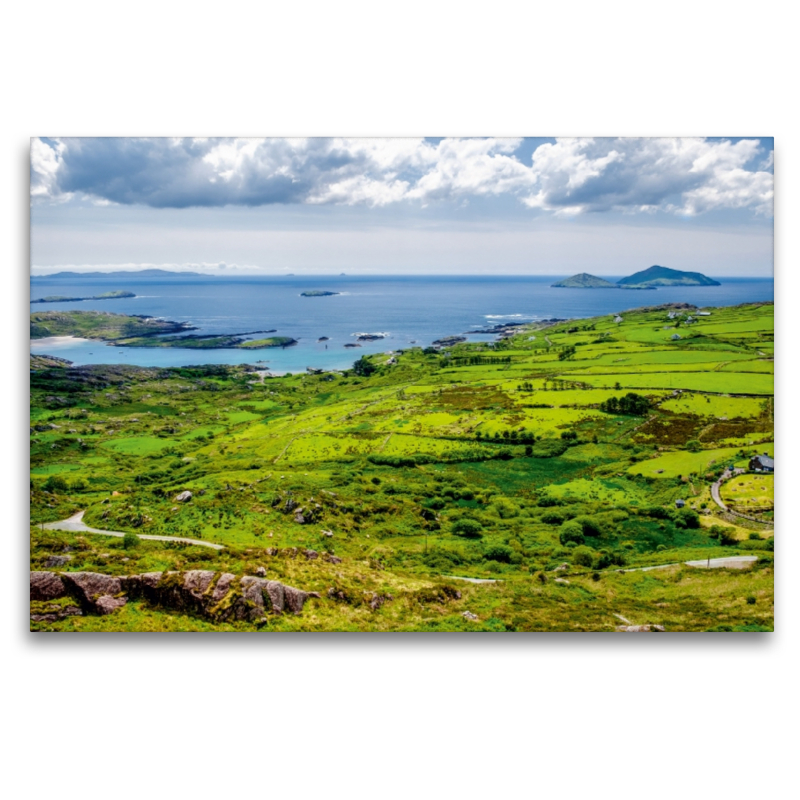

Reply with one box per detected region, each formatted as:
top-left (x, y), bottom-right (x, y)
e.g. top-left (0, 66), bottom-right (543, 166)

top-left (617, 265), bottom-right (721, 287)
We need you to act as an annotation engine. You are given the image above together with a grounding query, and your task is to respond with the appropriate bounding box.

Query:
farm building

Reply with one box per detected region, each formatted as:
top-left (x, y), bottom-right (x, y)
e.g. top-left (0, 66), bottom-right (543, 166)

top-left (675, 499), bottom-right (686, 508)
top-left (749, 454), bottom-right (774, 473)
top-left (613, 315), bottom-right (623, 324)
top-left (671, 334), bottom-right (682, 340)
top-left (697, 311), bottom-right (711, 316)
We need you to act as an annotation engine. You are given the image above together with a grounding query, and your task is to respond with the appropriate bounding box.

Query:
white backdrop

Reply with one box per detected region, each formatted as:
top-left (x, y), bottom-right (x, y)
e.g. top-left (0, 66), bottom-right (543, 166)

top-left (3, 3), bottom-right (795, 798)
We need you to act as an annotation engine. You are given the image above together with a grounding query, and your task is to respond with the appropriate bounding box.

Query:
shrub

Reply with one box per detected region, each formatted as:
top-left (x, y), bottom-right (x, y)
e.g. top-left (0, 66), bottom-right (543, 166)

top-left (42, 475), bottom-right (68, 493)
top-left (746, 595), bottom-right (756, 605)
top-left (575, 515), bottom-right (603, 538)
top-left (491, 497), bottom-right (519, 519)
top-left (748, 532), bottom-right (761, 540)
top-left (541, 511), bottom-right (565, 525)
top-left (559, 520), bottom-right (585, 546)
top-left (674, 508), bottom-right (700, 529)
top-left (122, 531), bottom-right (139, 549)
top-left (686, 440), bottom-right (702, 452)
top-left (572, 546), bottom-right (595, 567)
top-left (452, 518), bottom-right (483, 539)
top-left (718, 528), bottom-right (738, 546)
top-left (352, 356), bottom-right (376, 377)
top-left (484, 544), bottom-right (513, 563)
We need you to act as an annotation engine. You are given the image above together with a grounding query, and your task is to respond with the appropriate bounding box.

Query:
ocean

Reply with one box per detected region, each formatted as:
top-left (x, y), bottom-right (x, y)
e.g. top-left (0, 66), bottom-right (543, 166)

top-left (29, 274), bottom-right (774, 373)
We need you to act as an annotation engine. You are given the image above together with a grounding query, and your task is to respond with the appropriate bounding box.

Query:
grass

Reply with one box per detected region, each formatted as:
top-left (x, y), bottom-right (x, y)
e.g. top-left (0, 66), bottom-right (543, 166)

top-left (28, 301), bottom-right (774, 631)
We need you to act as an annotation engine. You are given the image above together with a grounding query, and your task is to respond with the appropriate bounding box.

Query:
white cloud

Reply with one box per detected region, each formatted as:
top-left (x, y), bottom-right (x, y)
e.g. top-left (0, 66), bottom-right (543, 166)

top-left (31, 136), bottom-right (773, 217)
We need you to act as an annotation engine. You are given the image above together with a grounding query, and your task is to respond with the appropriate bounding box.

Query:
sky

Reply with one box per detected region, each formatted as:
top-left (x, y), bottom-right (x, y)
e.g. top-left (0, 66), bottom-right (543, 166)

top-left (30, 136), bottom-right (774, 277)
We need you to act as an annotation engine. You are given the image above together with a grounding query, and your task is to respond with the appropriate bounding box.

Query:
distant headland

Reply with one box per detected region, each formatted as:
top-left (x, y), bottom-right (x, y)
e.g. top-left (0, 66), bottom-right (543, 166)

top-left (553, 265), bottom-right (721, 289)
top-left (32, 269), bottom-right (213, 279)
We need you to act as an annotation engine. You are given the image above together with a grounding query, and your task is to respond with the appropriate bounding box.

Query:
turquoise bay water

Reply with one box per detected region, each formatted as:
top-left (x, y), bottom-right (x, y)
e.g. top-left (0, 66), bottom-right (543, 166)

top-left (30, 275), bottom-right (774, 373)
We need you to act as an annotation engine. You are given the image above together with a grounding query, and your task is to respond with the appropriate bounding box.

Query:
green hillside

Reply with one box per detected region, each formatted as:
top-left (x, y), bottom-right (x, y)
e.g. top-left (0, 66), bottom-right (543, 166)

top-left (29, 301), bottom-right (774, 632)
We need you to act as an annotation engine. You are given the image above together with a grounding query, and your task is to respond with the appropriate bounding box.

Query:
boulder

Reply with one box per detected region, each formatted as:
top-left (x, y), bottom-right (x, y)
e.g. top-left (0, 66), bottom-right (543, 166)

top-left (95, 595), bottom-right (128, 615)
top-left (60, 572), bottom-right (123, 608)
top-left (30, 571), bottom-right (67, 601)
top-left (174, 490), bottom-right (192, 502)
top-left (30, 570), bottom-right (320, 624)
top-left (255, 566), bottom-right (267, 577)
top-left (323, 553), bottom-right (342, 564)
top-left (462, 611), bottom-right (479, 621)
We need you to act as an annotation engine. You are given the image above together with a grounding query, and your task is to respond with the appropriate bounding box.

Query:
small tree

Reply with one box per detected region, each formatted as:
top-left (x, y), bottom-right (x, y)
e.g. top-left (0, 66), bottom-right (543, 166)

top-left (452, 518), bottom-right (483, 538)
top-left (352, 356), bottom-right (376, 377)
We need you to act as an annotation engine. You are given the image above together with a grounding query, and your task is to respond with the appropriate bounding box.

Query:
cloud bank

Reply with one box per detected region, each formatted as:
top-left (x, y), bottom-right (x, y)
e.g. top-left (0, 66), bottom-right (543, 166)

top-left (31, 136), bottom-right (773, 216)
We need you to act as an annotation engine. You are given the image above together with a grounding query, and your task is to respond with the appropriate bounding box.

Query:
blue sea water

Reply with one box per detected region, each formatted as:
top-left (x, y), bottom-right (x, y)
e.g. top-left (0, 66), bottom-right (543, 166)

top-left (29, 275), bottom-right (774, 373)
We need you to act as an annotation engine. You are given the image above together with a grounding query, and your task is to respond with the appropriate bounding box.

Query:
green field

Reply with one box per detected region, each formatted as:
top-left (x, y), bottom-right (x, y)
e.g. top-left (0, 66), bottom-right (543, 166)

top-left (29, 301), bottom-right (774, 632)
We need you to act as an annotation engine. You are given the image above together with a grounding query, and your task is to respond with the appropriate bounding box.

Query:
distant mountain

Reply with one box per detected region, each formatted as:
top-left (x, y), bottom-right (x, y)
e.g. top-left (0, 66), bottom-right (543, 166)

top-left (552, 273), bottom-right (618, 289)
top-left (32, 269), bottom-right (212, 279)
top-left (617, 265), bottom-right (721, 287)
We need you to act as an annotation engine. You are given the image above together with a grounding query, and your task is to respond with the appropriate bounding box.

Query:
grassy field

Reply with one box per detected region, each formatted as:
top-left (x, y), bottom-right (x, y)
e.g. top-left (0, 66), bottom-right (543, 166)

top-left (29, 301), bottom-right (774, 631)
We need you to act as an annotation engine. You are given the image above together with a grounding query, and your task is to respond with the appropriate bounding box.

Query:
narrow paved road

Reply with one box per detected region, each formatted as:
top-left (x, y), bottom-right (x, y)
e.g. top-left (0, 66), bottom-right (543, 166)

top-left (619, 555), bottom-right (758, 573)
top-left (40, 511), bottom-right (224, 550)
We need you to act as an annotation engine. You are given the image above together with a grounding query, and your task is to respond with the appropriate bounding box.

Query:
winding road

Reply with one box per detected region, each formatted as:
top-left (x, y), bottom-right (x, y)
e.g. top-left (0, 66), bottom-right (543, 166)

top-left (39, 511), bottom-right (224, 550)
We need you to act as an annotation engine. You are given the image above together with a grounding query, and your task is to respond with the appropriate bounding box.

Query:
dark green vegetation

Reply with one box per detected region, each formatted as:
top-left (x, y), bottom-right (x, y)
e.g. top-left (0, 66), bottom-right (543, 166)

top-left (31, 291), bottom-right (136, 304)
top-left (618, 265), bottom-right (721, 287)
top-left (29, 301), bottom-right (774, 631)
top-left (300, 290), bottom-right (340, 297)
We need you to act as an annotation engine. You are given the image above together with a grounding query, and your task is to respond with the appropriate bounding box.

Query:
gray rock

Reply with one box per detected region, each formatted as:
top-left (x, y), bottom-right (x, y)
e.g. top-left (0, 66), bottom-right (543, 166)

top-left (617, 624), bottom-right (666, 632)
top-left (30, 571), bottom-right (67, 601)
top-left (462, 611), bottom-right (479, 621)
top-left (255, 566), bottom-right (267, 577)
top-left (95, 595), bottom-right (128, 615)
top-left (174, 490), bottom-right (192, 502)
top-left (44, 555), bottom-right (72, 568)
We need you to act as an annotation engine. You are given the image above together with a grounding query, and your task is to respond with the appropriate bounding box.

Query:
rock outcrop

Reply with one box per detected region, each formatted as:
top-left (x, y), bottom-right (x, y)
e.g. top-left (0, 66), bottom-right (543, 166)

top-left (30, 570), bottom-right (320, 625)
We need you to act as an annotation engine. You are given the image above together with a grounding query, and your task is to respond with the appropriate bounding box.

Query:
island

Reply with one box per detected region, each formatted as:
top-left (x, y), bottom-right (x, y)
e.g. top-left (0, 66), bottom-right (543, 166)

top-left (30, 310), bottom-right (195, 340)
top-left (300, 290), bottom-right (340, 297)
top-left (31, 291), bottom-right (136, 304)
top-left (617, 265), bottom-right (721, 288)
top-left (552, 266), bottom-right (720, 290)
top-left (29, 311), bottom-right (292, 350)
top-left (551, 273), bottom-right (618, 289)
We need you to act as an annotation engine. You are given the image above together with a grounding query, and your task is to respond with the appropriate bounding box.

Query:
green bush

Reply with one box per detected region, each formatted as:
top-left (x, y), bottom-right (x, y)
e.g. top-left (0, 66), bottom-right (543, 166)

top-left (484, 544), bottom-right (513, 563)
top-left (746, 595), bottom-right (756, 605)
top-left (42, 475), bottom-right (68, 493)
top-left (541, 511), bottom-right (565, 525)
top-left (674, 508), bottom-right (700, 529)
top-left (574, 515), bottom-right (603, 537)
top-left (122, 531), bottom-right (139, 549)
top-left (572, 546), bottom-right (595, 567)
top-left (559, 520), bottom-right (585, 546)
top-left (452, 518), bottom-right (483, 539)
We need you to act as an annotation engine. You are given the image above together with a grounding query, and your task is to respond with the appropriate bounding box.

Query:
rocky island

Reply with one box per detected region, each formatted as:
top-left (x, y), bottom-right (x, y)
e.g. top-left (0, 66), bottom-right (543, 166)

top-left (552, 265), bottom-right (719, 289)
top-left (551, 273), bottom-right (619, 289)
top-left (617, 265), bottom-right (721, 287)
top-left (31, 291), bottom-right (137, 304)
top-left (300, 290), bottom-right (340, 297)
